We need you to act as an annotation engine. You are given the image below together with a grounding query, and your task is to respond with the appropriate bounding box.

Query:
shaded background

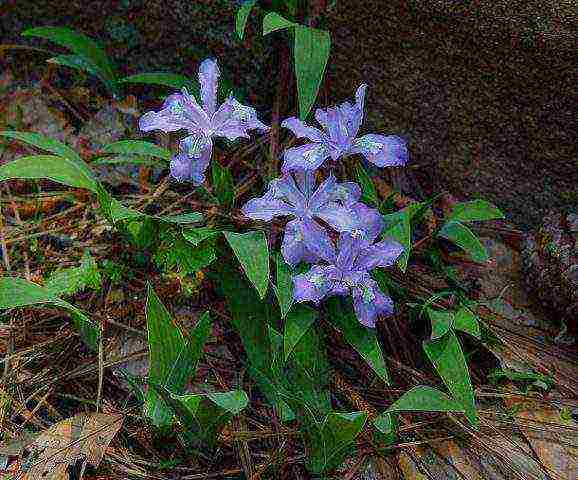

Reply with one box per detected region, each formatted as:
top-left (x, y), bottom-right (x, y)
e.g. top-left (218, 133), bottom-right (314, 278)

top-left (2, 0), bottom-right (576, 228)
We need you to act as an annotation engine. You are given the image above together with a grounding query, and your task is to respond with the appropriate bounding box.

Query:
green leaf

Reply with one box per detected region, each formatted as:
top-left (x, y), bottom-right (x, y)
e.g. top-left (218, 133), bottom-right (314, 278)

top-left (224, 231), bottom-right (270, 299)
top-left (22, 26), bottom-right (117, 89)
top-left (236, 0), bottom-right (258, 39)
top-left (102, 140), bottom-right (171, 160)
top-left (438, 220), bottom-right (489, 263)
top-left (182, 227), bottom-right (220, 247)
top-left (118, 72), bottom-right (197, 95)
top-left (453, 306), bottom-right (481, 339)
top-left (211, 161), bottom-right (234, 207)
top-left (447, 200), bottom-right (505, 223)
top-left (294, 26), bottom-right (331, 120)
top-left (0, 131), bottom-right (82, 163)
top-left (262, 12), bottom-right (296, 35)
top-left (373, 412), bottom-right (397, 446)
top-left (284, 305), bottom-right (317, 361)
top-left (426, 307), bottom-right (454, 340)
top-left (0, 155), bottom-right (98, 192)
top-left (305, 411), bottom-right (368, 474)
top-left (45, 250), bottom-right (101, 297)
top-left (0, 277), bottom-right (99, 350)
top-left (355, 162), bottom-right (379, 207)
top-left (273, 253), bottom-right (294, 318)
top-left (47, 54), bottom-right (101, 77)
top-left (92, 155), bottom-right (161, 166)
top-left (145, 286), bottom-right (212, 427)
top-left (159, 212), bottom-right (205, 225)
top-left (382, 209), bottom-right (411, 272)
top-left (154, 235), bottom-right (216, 276)
top-left (423, 331), bottom-right (478, 427)
top-left (326, 298), bottom-right (389, 383)
top-left (386, 386), bottom-right (465, 413)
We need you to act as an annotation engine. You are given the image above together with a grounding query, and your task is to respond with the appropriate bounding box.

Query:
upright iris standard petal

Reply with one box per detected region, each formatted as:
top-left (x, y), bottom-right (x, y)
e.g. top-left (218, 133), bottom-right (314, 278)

top-left (198, 58), bottom-right (219, 116)
top-left (353, 134), bottom-right (408, 167)
top-left (139, 58), bottom-right (269, 183)
top-left (352, 279), bottom-right (394, 328)
top-left (280, 84), bottom-right (408, 172)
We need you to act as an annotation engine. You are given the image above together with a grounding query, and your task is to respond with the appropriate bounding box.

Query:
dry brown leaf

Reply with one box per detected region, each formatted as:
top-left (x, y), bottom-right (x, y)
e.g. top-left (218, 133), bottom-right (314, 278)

top-left (18, 412), bottom-right (123, 480)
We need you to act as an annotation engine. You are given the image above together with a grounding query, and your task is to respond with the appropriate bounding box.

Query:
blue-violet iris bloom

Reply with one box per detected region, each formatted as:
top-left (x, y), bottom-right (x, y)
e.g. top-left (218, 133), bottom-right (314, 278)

top-left (139, 58), bottom-right (269, 185)
top-left (242, 171), bottom-right (382, 267)
top-left (292, 232), bottom-right (404, 328)
top-left (281, 84), bottom-right (408, 172)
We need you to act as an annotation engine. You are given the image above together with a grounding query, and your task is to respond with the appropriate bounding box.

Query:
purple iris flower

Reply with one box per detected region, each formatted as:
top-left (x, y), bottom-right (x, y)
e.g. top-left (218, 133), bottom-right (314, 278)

top-left (241, 171), bottom-right (383, 267)
top-left (280, 84), bottom-right (408, 172)
top-left (292, 232), bottom-right (404, 328)
top-left (139, 58), bottom-right (269, 185)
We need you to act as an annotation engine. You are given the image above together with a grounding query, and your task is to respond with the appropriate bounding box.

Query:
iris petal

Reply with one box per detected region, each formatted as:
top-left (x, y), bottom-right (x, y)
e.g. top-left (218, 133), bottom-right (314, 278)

top-left (353, 134), bottom-right (408, 167)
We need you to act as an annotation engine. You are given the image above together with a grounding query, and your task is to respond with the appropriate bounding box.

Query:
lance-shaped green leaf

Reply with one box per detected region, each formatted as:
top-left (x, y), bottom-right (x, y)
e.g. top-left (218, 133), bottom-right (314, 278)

top-left (22, 27), bottom-right (117, 93)
top-left (426, 307), bottom-right (454, 340)
top-left (386, 386), bottom-right (465, 413)
top-left (166, 389), bottom-right (249, 449)
top-left (423, 331), bottom-right (478, 427)
top-left (453, 306), bottom-right (481, 339)
top-left (182, 227), bottom-right (220, 247)
top-left (326, 298), bottom-right (389, 383)
top-left (373, 412), bottom-right (397, 446)
top-left (262, 12), bottom-right (296, 35)
top-left (0, 155), bottom-right (99, 192)
top-left (211, 161), bottom-right (234, 207)
top-left (303, 410), bottom-right (368, 474)
top-left (47, 54), bottom-right (101, 78)
top-left (447, 199), bottom-right (505, 223)
top-left (438, 220), bottom-right (489, 263)
top-left (284, 305), bottom-right (317, 361)
top-left (236, 0), bottom-right (258, 39)
top-left (294, 25), bottom-right (331, 120)
top-left (101, 140), bottom-right (171, 161)
top-left (273, 252), bottom-right (294, 318)
top-left (0, 277), bottom-right (100, 350)
top-left (145, 286), bottom-right (213, 427)
top-left (224, 231), bottom-right (270, 299)
top-left (0, 131), bottom-right (82, 163)
top-left (118, 72), bottom-right (196, 92)
top-left (355, 162), bottom-right (379, 207)
top-left (45, 250), bottom-right (101, 297)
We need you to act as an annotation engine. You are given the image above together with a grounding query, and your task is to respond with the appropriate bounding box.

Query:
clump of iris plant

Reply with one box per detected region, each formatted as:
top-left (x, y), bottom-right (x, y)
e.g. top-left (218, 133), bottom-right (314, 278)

top-left (139, 58), bottom-right (269, 184)
top-left (281, 84), bottom-right (408, 172)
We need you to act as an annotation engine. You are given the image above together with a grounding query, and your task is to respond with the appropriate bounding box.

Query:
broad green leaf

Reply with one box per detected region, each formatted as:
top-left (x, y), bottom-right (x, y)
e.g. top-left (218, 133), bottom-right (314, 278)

top-left (326, 298), bottom-right (389, 383)
top-left (0, 277), bottom-right (99, 350)
top-left (45, 250), bottom-right (101, 297)
top-left (118, 72), bottom-right (198, 96)
top-left (426, 307), bottom-right (454, 340)
top-left (211, 161), bottom-right (234, 207)
top-left (159, 212), bottom-right (204, 225)
top-left (22, 27), bottom-right (116, 85)
top-left (273, 252), bottom-right (294, 318)
top-left (373, 412), bottom-right (397, 446)
top-left (438, 220), bottom-right (489, 263)
top-left (102, 140), bottom-right (171, 160)
top-left (294, 25), bottom-right (330, 120)
top-left (262, 12), bottom-right (296, 35)
top-left (386, 386), bottom-right (465, 413)
top-left (453, 306), bottom-right (481, 339)
top-left (0, 155), bottom-right (98, 192)
top-left (382, 209), bottom-right (411, 272)
top-left (153, 236), bottom-right (216, 276)
top-left (448, 199), bottom-right (505, 223)
top-left (236, 0), bottom-right (258, 39)
top-left (182, 227), bottom-right (220, 247)
top-left (424, 331), bottom-right (478, 427)
top-left (305, 411), bottom-right (368, 474)
top-left (47, 54), bottom-right (101, 78)
top-left (0, 131), bottom-right (82, 163)
top-left (355, 162), bottom-right (379, 207)
top-left (224, 231), bottom-right (270, 299)
top-left (92, 155), bottom-right (160, 166)
top-left (145, 286), bottom-right (212, 427)
top-left (284, 305), bottom-right (317, 361)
